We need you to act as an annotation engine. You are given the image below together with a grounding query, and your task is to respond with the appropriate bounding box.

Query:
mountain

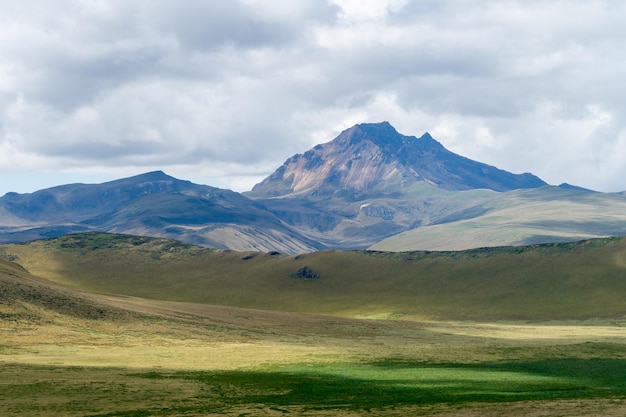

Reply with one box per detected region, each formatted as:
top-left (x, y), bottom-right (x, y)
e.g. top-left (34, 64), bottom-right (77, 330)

top-left (245, 122), bottom-right (557, 249)
top-left (249, 122), bottom-right (546, 197)
top-left (246, 122), bottom-right (626, 251)
top-left (2, 122), bottom-right (626, 253)
top-left (0, 171), bottom-right (320, 253)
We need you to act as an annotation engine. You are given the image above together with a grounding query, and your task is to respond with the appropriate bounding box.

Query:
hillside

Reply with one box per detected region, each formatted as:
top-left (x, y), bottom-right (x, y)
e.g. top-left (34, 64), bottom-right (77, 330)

top-left (372, 186), bottom-right (626, 251)
top-left (0, 171), bottom-right (319, 253)
top-left (3, 232), bottom-right (626, 320)
top-left (0, 257), bottom-right (128, 322)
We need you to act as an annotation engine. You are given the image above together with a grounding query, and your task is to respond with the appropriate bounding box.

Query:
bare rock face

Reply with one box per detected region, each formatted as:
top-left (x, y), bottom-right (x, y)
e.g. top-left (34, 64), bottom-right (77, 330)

top-left (249, 122), bottom-right (545, 198)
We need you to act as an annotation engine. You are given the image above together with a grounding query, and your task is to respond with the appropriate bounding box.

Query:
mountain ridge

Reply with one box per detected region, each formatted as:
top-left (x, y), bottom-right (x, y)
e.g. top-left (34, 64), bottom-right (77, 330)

top-left (0, 170), bottom-right (321, 252)
top-left (248, 122), bottom-right (546, 197)
top-left (1, 122), bottom-right (626, 253)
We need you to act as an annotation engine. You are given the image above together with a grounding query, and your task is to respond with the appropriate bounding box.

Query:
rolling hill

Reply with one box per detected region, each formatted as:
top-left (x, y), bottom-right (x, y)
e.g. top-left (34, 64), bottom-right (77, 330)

top-left (371, 186), bottom-right (626, 251)
top-left (0, 255), bottom-right (128, 322)
top-left (3, 232), bottom-right (626, 320)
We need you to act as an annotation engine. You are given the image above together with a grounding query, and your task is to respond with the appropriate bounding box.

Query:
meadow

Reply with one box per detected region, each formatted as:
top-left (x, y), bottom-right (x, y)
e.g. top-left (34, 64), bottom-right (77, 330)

top-left (2, 232), bottom-right (626, 416)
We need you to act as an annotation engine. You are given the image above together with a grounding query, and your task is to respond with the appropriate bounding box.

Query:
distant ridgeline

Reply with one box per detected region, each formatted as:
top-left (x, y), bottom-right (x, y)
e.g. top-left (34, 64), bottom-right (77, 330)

top-left (2, 122), bottom-right (626, 253)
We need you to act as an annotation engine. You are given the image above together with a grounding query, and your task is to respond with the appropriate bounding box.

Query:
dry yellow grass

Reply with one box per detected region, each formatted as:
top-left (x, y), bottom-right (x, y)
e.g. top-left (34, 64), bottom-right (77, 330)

top-left (4, 290), bottom-right (626, 369)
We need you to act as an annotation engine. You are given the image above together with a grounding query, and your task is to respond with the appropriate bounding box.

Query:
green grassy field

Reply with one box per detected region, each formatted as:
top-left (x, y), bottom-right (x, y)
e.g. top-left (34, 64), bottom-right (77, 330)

top-left (4, 357), bottom-right (626, 416)
top-left (2, 232), bottom-right (626, 416)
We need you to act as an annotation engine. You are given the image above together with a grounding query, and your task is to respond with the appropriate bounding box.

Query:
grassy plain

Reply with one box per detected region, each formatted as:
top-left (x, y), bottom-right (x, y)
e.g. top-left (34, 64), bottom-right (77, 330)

top-left (2, 233), bottom-right (626, 415)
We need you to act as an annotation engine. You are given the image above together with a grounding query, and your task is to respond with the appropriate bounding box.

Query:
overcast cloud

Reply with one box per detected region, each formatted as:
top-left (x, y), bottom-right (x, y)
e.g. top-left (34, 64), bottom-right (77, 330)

top-left (2, 0), bottom-right (626, 195)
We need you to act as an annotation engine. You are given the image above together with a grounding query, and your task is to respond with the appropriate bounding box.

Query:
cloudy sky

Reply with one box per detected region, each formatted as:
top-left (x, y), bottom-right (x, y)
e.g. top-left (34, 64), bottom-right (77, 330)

top-left (2, 0), bottom-right (626, 196)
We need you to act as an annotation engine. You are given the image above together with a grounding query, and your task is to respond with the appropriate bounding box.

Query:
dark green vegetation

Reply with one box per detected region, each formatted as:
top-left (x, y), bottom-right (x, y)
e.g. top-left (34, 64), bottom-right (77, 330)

top-left (4, 232), bottom-right (626, 319)
top-left (144, 357), bottom-right (626, 410)
top-left (3, 356), bottom-right (626, 416)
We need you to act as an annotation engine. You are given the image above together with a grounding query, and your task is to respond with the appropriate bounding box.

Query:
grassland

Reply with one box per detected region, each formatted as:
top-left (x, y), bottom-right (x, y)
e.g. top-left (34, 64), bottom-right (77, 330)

top-left (2, 232), bottom-right (626, 416)
top-left (372, 186), bottom-right (626, 251)
top-left (4, 232), bottom-right (626, 319)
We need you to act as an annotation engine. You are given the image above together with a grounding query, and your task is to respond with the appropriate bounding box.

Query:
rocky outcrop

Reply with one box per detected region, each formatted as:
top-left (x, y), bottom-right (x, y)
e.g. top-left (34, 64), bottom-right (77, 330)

top-left (293, 266), bottom-right (321, 280)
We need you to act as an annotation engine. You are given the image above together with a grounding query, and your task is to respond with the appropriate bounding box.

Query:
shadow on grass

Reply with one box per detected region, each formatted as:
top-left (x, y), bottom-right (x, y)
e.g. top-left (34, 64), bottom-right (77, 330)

top-left (126, 358), bottom-right (626, 414)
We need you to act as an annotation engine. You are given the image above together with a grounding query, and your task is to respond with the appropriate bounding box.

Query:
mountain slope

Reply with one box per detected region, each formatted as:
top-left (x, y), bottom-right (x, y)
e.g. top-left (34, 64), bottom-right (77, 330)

top-left (247, 122), bottom-right (626, 251)
top-left (0, 171), bottom-right (320, 253)
top-left (246, 122), bottom-right (555, 249)
top-left (249, 122), bottom-right (545, 197)
top-left (0, 123), bottom-right (553, 253)
top-left (371, 186), bottom-right (626, 251)
top-left (0, 256), bottom-right (129, 321)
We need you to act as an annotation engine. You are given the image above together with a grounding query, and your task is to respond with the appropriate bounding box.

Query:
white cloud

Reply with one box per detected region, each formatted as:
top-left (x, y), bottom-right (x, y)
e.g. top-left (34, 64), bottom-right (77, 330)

top-left (1, 0), bottom-right (626, 195)
top-left (331, 0), bottom-right (409, 22)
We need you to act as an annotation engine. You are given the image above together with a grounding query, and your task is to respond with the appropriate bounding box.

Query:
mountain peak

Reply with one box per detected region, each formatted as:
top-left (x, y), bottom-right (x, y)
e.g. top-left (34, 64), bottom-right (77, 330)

top-left (339, 121), bottom-right (403, 148)
top-left (121, 170), bottom-right (174, 182)
top-left (353, 121), bottom-right (397, 135)
top-left (250, 122), bottom-right (546, 197)
top-left (348, 120), bottom-right (398, 129)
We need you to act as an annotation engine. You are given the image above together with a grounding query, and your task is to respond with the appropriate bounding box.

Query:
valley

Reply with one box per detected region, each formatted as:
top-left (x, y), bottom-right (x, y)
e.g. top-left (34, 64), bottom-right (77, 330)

top-left (2, 232), bottom-right (626, 415)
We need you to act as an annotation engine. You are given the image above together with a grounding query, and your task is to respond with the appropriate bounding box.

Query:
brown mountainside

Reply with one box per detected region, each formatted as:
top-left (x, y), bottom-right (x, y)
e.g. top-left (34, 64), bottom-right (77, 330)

top-left (249, 122), bottom-right (545, 198)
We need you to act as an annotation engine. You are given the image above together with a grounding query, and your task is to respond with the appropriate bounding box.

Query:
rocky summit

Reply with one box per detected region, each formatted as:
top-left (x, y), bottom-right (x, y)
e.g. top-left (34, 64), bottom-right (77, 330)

top-left (249, 122), bottom-right (546, 197)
